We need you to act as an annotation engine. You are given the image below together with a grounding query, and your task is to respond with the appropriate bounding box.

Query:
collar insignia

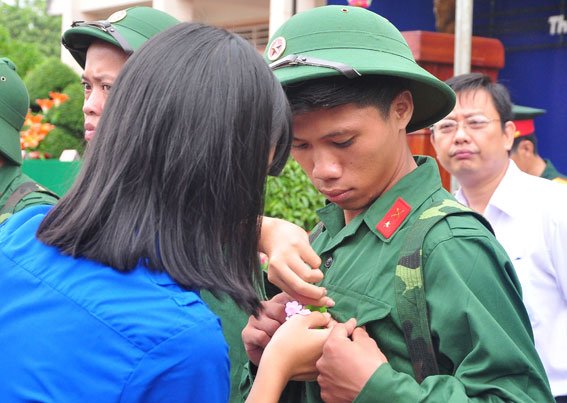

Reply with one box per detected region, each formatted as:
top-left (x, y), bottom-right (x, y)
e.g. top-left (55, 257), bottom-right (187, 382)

top-left (376, 197), bottom-right (411, 239)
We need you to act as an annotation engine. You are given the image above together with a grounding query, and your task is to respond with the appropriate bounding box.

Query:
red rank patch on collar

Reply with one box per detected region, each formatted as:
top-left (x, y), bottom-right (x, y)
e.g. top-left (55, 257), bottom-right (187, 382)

top-left (376, 197), bottom-right (412, 239)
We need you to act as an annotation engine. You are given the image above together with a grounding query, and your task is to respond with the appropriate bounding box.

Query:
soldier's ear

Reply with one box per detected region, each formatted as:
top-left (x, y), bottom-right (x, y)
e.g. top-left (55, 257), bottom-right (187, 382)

top-left (518, 139), bottom-right (535, 156)
top-left (391, 90), bottom-right (414, 130)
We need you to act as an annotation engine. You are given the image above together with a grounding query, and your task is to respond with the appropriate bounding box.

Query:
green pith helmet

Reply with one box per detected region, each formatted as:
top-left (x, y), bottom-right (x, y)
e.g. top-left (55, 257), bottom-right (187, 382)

top-left (264, 5), bottom-right (456, 132)
top-left (0, 58), bottom-right (28, 166)
top-left (62, 6), bottom-right (180, 68)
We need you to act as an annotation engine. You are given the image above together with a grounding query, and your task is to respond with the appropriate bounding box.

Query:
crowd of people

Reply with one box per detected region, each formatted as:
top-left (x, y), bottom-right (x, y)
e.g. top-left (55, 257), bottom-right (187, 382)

top-left (0, 4), bottom-right (564, 403)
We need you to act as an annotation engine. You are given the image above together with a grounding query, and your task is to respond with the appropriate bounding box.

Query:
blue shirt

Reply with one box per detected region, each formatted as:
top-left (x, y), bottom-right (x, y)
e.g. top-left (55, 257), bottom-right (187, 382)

top-left (0, 206), bottom-right (229, 402)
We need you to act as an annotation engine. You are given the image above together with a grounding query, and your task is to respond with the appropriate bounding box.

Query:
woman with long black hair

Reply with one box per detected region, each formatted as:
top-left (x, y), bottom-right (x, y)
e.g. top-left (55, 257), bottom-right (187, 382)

top-left (0, 22), bottom-right (292, 401)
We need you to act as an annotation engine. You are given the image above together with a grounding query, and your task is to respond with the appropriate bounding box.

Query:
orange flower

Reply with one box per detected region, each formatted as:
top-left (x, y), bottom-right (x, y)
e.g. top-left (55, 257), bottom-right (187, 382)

top-left (20, 115), bottom-right (55, 151)
top-left (20, 91), bottom-right (66, 155)
top-left (40, 122), bottom-right (54, 132)
top-left (36, 98), bottom-right (54, 113)
top-left (20, 129), bottom-right (41, 149)
top-left (24, 110), bottom-right (43, 127)
top-left (49, 91), bottom-right (69, 106)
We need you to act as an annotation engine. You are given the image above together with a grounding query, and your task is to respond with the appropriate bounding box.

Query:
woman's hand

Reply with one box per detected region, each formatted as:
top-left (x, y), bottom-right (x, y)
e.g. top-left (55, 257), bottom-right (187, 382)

top-left (247, 311), bottom-right (334, 403)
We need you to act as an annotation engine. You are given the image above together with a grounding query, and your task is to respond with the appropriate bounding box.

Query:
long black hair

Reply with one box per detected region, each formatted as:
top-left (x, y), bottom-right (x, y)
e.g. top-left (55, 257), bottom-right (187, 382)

top-left (37, 22), bottom-right (292, 315)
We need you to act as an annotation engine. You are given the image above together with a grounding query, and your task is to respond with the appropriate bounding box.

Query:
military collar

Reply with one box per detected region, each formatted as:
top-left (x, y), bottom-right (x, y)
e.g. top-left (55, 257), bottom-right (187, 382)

top-left (541, 158), bottom-right (566, 180)
top-left (315, 156), bottom-right (443, 243)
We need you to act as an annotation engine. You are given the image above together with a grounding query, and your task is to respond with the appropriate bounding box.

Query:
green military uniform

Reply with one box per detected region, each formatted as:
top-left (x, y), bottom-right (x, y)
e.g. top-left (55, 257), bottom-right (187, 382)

top-left (300, 156), bottom-right (551, 402)
top-left (541, 158), bottom-right (567, 181)
top-left (0, 166), bottom-right (58, 223)
top-left (0, 58), bottom-right (58, 223)
top-left (203, 268), bottom-right (280, 403)
top-left (201, 291), bottom-right (253, 403)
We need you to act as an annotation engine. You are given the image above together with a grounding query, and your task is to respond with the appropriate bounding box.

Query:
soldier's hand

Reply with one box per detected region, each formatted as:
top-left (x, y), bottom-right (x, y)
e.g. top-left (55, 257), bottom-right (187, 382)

top-left (316, 319), bottom-right (387, 403)
top-left (259, 216), bottom-right (334, 308)
top-left (242, 292), bottom-right (293, 366)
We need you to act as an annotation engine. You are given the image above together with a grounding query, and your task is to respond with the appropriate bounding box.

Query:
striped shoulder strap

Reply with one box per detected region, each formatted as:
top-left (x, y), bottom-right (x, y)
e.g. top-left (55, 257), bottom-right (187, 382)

top-left (395, 199), bottom-right (491, 383)
top-left (0, 182), bottom-right (59, 223)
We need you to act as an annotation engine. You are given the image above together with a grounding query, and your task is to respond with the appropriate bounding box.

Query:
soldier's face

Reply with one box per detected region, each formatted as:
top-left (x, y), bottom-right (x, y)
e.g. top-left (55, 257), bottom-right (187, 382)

top-left (430, 89), bottom-right (515, 186)
top-left (291, 93), bottom-right (413, 224)
top-left (81, 41), bottom-right (128, 141)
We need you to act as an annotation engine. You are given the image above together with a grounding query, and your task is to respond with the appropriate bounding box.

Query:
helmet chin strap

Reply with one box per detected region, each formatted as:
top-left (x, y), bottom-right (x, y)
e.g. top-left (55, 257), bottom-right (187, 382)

top-left (269, 54), bottom-right (361, 79)
top-left (67, 20), bottom-right (134, 55)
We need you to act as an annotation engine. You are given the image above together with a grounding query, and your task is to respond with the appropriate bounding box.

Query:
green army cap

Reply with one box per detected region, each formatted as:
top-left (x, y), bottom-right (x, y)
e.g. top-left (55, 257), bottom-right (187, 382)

top-left (511, 104), bottom-right (546, 121)
top-left (512, 104), bottom-right (546, 138)
top-left (62, 6), bottom-right (180, 68)
top-left (0, 58), bottom-right (28, 166)
top-left (265, 5), bottom-right (456, 132)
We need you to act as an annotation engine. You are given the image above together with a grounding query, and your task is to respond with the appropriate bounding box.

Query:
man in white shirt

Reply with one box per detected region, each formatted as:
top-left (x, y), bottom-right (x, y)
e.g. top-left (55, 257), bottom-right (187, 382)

top-left (429, 72), bottom-right (567, 401)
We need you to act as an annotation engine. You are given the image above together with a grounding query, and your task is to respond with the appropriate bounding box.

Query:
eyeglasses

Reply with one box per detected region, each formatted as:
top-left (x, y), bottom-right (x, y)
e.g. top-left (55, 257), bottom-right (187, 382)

top-left (431, 117), bottom-right (501, 137)
top-left (68, 20), bottom-right (134, 55)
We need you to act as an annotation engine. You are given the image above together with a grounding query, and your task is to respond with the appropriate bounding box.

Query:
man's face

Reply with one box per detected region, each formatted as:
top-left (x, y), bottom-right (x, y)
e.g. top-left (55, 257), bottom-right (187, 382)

top-left (430, 89), bottom-right (514, 185)
top-left (291, 94), bottom-right (413, 224)
top-left (81, 41), bottom-right (128, 141)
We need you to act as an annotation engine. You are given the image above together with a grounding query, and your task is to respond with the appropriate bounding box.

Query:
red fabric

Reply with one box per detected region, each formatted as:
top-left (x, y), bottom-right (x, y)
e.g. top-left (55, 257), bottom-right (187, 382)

top-left (514, 119), bottom-right (535, 137)
top-left (376, 197), bottom-right (412, 239)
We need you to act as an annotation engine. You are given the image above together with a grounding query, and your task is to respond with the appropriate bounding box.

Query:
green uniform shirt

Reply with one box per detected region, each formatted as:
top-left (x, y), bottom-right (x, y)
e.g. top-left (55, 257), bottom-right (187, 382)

top-left (202, 272), bottom-right (271, 403)
top-left (541, 158), bottom-right (567, 181)
top-left (0, 165), bottom-right (59, 223)
top-left (201, 290), bottom-right (252, 403)
top-left (279, 156), bottom-right (552, 402)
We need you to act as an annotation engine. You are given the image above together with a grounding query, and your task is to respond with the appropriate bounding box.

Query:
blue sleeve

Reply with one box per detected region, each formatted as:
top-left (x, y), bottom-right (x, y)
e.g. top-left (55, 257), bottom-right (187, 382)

top-left (120, 318), bottom-right (230, 402)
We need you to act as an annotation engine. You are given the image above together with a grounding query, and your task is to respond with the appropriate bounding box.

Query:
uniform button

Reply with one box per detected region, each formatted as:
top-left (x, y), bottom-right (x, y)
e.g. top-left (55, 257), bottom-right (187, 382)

top-left (324, 256), bottom-right (333, 269)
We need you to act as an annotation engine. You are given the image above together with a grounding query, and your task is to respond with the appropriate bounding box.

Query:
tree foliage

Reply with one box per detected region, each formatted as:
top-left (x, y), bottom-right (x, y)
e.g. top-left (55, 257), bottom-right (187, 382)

top-left (24, 57), bottom-right (80, 109)
top-left (0, 27), bottom-right (43, 77)
top-left (264, 159), bottom-right (326, 231)
top-left (45, 81), bottom-right (85, 138)
top-left (0, 0), bottom-right (62, 64)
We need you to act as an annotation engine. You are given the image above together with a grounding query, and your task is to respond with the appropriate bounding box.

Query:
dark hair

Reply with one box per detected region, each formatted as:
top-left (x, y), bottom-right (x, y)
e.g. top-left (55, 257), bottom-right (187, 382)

top-left (511, 133), bottom-right (539, 155)
top-left (445, 73), bottom-right (513, 128)
top-left (37, 22), bottom-right (292, 315)
top-left (284, 75), bottom-right (408, 118)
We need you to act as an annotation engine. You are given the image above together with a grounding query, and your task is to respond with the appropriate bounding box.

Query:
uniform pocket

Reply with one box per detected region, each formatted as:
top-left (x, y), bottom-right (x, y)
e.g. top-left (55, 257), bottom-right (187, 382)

top-left (325, 283), bottom-right (392, 326)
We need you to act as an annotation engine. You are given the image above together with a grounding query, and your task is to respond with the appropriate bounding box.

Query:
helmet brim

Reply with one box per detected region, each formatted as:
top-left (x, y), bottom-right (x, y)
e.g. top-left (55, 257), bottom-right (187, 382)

top-left (0, 117), bottom-right (23, 165)
top-left (273, 47), bottom-right (455, 133)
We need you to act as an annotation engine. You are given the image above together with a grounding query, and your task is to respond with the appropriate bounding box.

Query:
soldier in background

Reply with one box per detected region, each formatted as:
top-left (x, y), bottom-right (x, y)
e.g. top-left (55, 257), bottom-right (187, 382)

top-left (62, 6), bottom-right (180, 142)
top-left (509, 104), bottom-right (567, 183)
top-left (0, 58), bottom-right (58, 224)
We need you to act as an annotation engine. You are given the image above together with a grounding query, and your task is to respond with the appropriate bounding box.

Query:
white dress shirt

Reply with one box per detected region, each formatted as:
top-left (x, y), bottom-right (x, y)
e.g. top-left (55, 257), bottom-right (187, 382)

top-left (456, 160), bottom-right (567, 397)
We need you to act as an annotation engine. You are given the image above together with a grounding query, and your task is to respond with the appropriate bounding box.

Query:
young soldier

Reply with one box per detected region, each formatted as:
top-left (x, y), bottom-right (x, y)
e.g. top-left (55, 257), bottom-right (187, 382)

top-left (241, 6), bottom-right (553, 402)
top-left (509, 104), bottom-right (567, 182)
top-left (0, 58), bottom-right (58, 223)
top-left (430, 72), bottom-right (567, 402)
top-left (62, 6), bottom-right (180, 141)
